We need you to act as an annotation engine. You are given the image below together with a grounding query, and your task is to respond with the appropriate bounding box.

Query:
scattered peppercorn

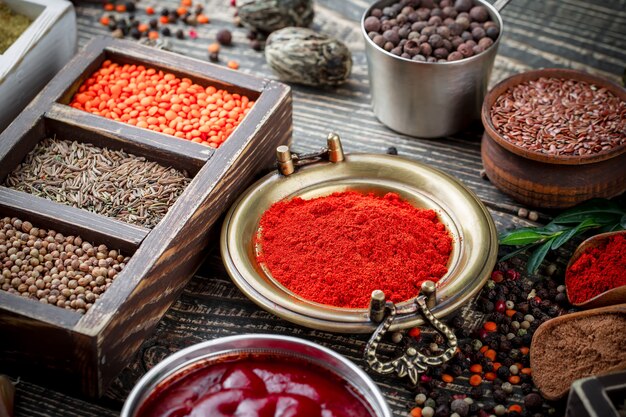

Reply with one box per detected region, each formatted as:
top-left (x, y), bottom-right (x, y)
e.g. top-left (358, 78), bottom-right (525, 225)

top-left (217, 29), bottom-right (233, 46)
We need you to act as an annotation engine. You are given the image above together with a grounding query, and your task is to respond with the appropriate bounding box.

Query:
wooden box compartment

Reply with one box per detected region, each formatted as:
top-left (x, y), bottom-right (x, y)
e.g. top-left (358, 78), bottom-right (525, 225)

top-left (0, 0), bottom-right (76, 134)
top-left (0, 37), bottom-right (291, 396)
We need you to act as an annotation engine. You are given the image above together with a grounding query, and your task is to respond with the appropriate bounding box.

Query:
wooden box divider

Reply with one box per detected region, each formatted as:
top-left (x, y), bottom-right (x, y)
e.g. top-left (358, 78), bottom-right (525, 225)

top-left (0, 36), bottom-right (292, 396)
top-left (45, 104), bottom-right (213, 170)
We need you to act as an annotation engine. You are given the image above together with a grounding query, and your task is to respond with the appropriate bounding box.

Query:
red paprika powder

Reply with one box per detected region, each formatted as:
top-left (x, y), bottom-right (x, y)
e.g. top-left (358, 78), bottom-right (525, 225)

top-left (565, 234), bottom-right (626, 304)
top-left (256, 191), bottom-right (453, 308)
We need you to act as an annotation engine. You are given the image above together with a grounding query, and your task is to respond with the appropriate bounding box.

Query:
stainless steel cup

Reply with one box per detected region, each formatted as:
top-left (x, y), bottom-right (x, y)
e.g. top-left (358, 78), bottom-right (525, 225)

top-left (121, 334), bottom-right (392, 417)
top-left (362, 0), bottom-right (503, 138)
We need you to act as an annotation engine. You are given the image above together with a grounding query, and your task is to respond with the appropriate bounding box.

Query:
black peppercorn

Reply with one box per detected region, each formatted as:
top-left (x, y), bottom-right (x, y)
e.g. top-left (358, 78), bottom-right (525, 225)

top-left (435, 404), bottom-right (450, 417)
top-left (216, 29), bottom-right (233, 46)
top-left (450, 315), bottom-right (465, 329)
top-left (125, 2), bottom-right (136, 13)
top-left (521, 383), bottom-right (533, 395)
top-left (161, 27), bottom-right (171, 37)
top-left (470, 386), bottom-right (483, 399)
top-left (497, 365), bottom-right (510, 379)
top-left (209, 52), bottom-right (219, 62)
top-left (160, 8), bottom-right (170, 16)
top-left (493, 389), bottom-right (507, 403)
top-left (250, 39), bottom-right (262, 51)
top-left (524, 393), bottom-right (543, 410)
top-left (502, 357), bottom-right (515, 368)
top-left (108, 21), bottom-right (118, 31)
top-left (176, 29), bottom-right (185, 39)
top-left (130, 27), bottom-right (141, 39)
top-left (449, 364), bottom-right (463, 377)
top-left (149, 18), bottom-right (158, 29)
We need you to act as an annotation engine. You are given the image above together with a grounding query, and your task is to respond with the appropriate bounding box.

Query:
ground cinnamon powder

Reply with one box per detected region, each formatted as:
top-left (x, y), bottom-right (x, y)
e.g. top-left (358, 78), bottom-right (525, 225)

top-left (256, 191), bottom-right (453, 308)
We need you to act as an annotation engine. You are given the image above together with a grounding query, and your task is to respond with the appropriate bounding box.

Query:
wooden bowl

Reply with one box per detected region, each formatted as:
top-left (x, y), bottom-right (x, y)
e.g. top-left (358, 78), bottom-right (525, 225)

top-left (566, 230), bottom-right (626, 309)
top-left (481, 68), bottom-right (626, 209)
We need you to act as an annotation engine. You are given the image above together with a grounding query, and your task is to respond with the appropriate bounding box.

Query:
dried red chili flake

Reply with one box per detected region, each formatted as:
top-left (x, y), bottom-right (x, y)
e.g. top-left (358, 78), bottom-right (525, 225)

top-left (565, 234), bottom-right (626, 304)
top-left (256, 191), bottom-right (453, 308)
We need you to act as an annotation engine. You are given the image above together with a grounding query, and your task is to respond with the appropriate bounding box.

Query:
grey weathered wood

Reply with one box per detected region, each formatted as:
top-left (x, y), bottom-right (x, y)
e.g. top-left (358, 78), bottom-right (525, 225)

top-left (6, 0), bottom-right (626, 415)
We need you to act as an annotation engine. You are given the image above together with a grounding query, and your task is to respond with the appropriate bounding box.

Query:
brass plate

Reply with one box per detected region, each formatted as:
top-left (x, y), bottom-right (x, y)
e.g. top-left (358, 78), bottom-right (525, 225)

top-left (221, 154), bottom-right (498, 333)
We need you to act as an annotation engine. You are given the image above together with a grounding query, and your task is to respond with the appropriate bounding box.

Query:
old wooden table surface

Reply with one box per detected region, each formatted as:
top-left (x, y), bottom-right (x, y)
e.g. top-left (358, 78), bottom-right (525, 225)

top-left (10, 0), bottom-right (626, 416)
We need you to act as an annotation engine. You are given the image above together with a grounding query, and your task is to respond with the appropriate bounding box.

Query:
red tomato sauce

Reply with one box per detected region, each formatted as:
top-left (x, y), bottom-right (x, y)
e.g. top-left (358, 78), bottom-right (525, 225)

top-left (137, 355), bottom-right (375, 417)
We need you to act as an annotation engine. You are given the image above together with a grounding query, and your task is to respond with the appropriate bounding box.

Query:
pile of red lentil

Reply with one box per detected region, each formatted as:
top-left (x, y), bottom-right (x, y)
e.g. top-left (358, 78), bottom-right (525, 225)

top-left (70, 60), bottom-right (254, 148)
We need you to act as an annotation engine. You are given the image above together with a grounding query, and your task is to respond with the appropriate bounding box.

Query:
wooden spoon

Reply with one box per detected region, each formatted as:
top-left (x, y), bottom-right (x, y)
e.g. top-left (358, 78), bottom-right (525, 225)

top-left (530, 304), bottom-right (626, 400)
top-left (566, 230), bottom-right (626, 309)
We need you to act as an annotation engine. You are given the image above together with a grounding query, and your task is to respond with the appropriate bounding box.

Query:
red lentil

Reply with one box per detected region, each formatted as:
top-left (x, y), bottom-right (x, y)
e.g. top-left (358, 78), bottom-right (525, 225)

top-left (408, 327), bottom-right (421, 340)
top-left (146, 6), bottom-right (155, 15)
top-left (69, 60), bottom-right (254, 148)
top-left (442, 374), bottom-right (454, 383)
top-left (509, 404), bottom-right (523, 413)
top-left (469, 374), bottom-right (483, 386)
top-left (469, 364), bottom-right (482, 374)
top-left (484, 349), bottom-right (497, 361)
top-left (197, 14), bottom-right (209, 24)
top-left (483, 321), bottom-right (497, 332)
top-left (227, 60), bottom-right (240, 70)
top-left (484, 372), bottom-right (497, 381)
top-left (410, 407), bottom-right (422, 417)
top-left (509, 375), bottom-right (521, 385)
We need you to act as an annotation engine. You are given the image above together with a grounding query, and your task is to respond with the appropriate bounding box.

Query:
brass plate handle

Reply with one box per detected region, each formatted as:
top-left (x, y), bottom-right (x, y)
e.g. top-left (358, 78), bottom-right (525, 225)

top-left (365, 282), bottom-right (458, 383)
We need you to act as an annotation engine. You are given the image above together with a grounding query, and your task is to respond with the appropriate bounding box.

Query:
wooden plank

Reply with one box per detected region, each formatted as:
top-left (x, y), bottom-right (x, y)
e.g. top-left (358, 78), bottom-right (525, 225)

top-left (45, 104), bottom-right (211, 174)
top-left (75, 80), bottom-right (292, 396)
top-left (13, 379), bottom-right (119, 417)
top-left (0, 187), bottom-right (149, 253)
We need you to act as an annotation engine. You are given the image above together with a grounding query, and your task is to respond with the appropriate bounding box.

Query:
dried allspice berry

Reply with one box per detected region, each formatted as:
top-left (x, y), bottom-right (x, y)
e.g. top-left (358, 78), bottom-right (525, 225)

top-left (265, 28), bottom-right (352, 87)
top-left (237, 0), bottom-right (314, 34)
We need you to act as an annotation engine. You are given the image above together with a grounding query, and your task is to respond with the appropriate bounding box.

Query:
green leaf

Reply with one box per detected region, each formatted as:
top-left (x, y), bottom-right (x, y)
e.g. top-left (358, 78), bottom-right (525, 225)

top-left (499, 243), bottom-right (539, 262)
top-left (499, 229), bottom-right (553, 246)
top-left (550, 218), bottom-right (600, 250)
top-left (526, 238), bottom-right (554, 275)
top-left (552, 199), bottom-right (625, 225)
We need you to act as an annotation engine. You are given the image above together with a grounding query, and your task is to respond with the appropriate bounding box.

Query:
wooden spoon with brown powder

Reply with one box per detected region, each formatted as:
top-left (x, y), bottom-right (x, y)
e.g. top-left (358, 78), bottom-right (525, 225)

top-left (530, 304), bottom-right (626, 400)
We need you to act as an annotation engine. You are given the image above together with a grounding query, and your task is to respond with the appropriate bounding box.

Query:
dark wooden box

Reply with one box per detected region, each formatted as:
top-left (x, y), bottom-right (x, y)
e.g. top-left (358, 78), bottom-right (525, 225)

top-left (0, 37), bottom-right (291, 396)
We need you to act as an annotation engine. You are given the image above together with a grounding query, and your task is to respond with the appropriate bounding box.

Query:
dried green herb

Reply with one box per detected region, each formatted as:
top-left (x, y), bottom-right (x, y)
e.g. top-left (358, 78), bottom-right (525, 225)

top-left (0, 2), bottom-right (31, 54)
top-left (499, 199), bottom-right (626, 275)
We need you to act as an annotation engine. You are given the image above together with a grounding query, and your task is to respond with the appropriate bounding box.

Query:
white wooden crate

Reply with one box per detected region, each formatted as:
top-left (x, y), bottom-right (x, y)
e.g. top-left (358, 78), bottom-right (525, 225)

top-left (0, 0), bottom-right (76, 133)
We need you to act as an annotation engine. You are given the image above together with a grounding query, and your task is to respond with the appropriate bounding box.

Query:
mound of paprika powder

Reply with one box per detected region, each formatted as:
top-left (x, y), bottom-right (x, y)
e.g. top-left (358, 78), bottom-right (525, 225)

top-left (565, 233), bottom-right (626, 304)
top-left (256, 191), bottom-right (453, 308)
